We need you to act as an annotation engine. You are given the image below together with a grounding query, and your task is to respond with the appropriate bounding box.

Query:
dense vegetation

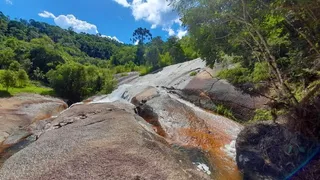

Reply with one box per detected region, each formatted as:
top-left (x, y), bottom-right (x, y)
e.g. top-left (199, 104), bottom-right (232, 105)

top-left (0, 12), bottom-right (197, 103)
top-left (171, 0), bottom-right (320, 137)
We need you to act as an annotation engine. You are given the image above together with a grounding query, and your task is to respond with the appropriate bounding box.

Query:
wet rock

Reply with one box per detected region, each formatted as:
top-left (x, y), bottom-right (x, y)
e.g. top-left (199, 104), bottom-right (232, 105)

top-left (0, 103), bottom-right (210, 180)
top-left (132, 88), bottom-right (243, 179)
top-left (236, 123), bottom-right (318, 180)
top-left (131, 86), bottom-right (159, 106)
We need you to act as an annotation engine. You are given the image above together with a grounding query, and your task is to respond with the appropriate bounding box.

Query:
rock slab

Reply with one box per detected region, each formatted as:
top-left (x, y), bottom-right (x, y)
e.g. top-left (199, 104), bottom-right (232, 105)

top-left (0, 103), bottom-right (209, 180)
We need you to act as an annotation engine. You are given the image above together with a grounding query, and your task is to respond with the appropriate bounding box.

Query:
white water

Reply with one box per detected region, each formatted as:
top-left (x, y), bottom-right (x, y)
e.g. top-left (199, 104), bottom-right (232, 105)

top-left (193, 162), bottom-right (212, 175)
top-left (92, 84), bottom-right (133, 103)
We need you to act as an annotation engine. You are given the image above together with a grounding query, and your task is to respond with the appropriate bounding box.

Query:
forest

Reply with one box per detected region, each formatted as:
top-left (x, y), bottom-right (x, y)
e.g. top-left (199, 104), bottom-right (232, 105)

top-left (0, 11), bottom-right (197, 103)
top-left (170, 0), bottom-right (320, 139)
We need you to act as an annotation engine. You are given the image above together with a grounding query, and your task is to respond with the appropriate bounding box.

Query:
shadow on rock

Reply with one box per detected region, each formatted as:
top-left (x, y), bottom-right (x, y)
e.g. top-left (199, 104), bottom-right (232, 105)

top-left (236, 123), bottom-right (319, 180)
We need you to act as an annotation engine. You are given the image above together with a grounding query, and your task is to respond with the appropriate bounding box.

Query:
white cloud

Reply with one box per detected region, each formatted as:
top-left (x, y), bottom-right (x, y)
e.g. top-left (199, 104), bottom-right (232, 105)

top-left (113, 0), bottom-right (130, 7)
top-left (54, 14), bottom-right (98, 34)
top-left (5, 0), bottom-right (13, 5)
top-left (177, 29), bottom-right (188, 39)
top-left (163, 28), bottom-right (175, 36)
top-left (163, 28), bottom-right (188, 39)
top-left (134, 40), bottom-right (139, 45)
top-left (38, 11), bottom-right (98, 34)
top-left (113, 0), bottom-right (182, 37)
top-left (38, 11), bottom-right (123, 42)
top-left (101, 35), bottom-right (123, 43)
top-left (38, 11), bottom-right (56, 18)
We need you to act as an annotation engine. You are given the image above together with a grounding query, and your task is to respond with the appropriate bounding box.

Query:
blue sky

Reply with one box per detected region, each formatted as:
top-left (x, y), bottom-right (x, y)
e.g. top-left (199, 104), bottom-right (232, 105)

top-left (0, 0), bottom-right (187, 44)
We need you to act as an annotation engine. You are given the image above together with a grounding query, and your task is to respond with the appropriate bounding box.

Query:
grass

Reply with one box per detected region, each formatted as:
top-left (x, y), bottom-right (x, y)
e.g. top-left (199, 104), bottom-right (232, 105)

top-left (215, 104), bottom-right (237, 121)
top-left (0, 82), bottom-right (55, 97)
top-left (252, 109), bottom-right (273, 122)
top-left (190, 71), bottom-right (198, 76)
top-left (120, 73), bottom-right (129, 77)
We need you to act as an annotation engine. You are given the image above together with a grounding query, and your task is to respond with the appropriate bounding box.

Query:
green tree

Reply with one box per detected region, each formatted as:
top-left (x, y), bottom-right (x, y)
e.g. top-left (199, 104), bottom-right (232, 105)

top-left (46, 63), bottom-right (115, 103)
top-left (165, 36), bottom-right (186, 64)
top-left (145, 46), bottom-right (160, 69)
top-left (0, 48), bottom-right (15, 69)
top-left (132, 27), bottom-right (152, 45)
top-left (159, 52), bottom-right (173, 67)
top-left (1, 70), bottom-right (16, 91)
top-left (9, 61), bottom-right (21, 71)
top-left (16, 69), bottom-right (29, 87)
top-left (33, 67), bottom-right (45, 81)
top-left (132, 27), bottom-right (152, 65)
top-left (171, 0), bottom-right (320, 108)
top-left (47, 63), bottom-right (88, 103)
top-left (30, 47), bottom-right (65, 74)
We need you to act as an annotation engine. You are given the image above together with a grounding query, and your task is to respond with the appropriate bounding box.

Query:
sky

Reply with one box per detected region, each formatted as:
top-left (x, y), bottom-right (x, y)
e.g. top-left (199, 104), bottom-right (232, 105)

top-left (0, 0), bottom-right (188, 44)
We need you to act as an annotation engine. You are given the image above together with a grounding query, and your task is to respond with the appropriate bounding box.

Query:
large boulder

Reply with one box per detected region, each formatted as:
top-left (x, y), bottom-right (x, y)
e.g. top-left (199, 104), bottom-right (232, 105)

top-left (175, 68), bottom-right (268, 121)
top-left (132, 89), bottom-right (243, 179)
top-left (121, 59), bottom-right (268, 121)
top-left (0, 94), bottom-right (67, 152)
top-left (236, 123), bottom-right (318, 180)
top-left (0, 103), bottom-right (209, 180)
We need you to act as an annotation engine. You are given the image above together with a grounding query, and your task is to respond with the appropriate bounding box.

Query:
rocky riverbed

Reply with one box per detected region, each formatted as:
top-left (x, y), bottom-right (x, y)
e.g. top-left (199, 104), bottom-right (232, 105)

top-left (0, 59), bottom-right (274, 180)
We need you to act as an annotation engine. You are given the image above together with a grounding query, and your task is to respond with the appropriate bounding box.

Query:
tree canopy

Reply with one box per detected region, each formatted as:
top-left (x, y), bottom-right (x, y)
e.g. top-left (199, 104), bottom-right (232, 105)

top-left (0, 11), bottom-right (198, 102)
top-left (171, 0), bottom-right (320, 109)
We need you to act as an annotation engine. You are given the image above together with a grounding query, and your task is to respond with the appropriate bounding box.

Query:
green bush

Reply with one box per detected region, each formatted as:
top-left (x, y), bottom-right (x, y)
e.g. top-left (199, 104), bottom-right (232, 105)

top-left (47, 63), bottom-right (116, 103)
top-left (190, 71), bottom-right (197, 76)
top-left (121, 73), bottom-right (129, 77)
top-left (1, 70), bottom-right (16, 90)
top-left (253, 62), bottom-right (270, 83)
top-left (16, 69), bottom-right (29, 87)
top-left (159, 52), bottom-right (173, 67)
top-left (218, 65), bottom-right (251, 84)
top-left (252, 109), bottom-right (273, 121)
top-left (139, 66), bottom-right (152, 76)
top-left (215, 104), bottom-right (237, 120)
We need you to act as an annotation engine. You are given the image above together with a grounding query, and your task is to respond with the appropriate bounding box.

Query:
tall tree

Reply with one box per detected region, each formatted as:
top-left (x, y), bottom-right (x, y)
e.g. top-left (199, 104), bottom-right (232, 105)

top-left (132, 27), bottom-right (152, 45)
top-left (170, 0), bottom-right (320, 108)
top-left (131, 27), bottom-right (152, 65)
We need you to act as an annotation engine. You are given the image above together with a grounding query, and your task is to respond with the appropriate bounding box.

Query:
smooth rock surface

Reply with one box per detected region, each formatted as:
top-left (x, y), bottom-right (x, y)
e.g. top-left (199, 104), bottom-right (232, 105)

top-left (115, 59), bottom-right (268, 121)
top-left (0, 94), bottom-right (67, 150)
top-left (0, 103), bottom-right (210, 180)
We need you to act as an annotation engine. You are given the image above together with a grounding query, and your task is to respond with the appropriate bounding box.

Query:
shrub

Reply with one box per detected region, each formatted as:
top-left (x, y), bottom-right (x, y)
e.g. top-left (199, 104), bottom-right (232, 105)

top-left (139, 66), bottom-right (152, 76)
top-left (16, 69), bottom-right (29, 87)
top-left (215, 104), bottom-right (237, 120)
top-left (1, 70), bottom-right (17, 91)
top-left (218, 65), bottom-right (251, 84)
top-left (253, 62), bottom-right (270, 83)
top-left (252, 109), bottom-right (273, 121)
top-left (190, 71), bottom-right (197, 76)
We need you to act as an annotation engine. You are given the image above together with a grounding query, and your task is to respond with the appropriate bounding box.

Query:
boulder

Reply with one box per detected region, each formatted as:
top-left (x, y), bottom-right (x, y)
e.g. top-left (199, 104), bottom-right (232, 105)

top-left (125, 59), bottom-right (268, 121)
top-left (0, 94), bottom-right (67, 150)
top-left (236, 123), bottom-right (318, 180)
top-left (177, 68), bottom-right (268, 121)
top-left (0, 103), bottom-right (210, 180)
top-left (133, 89), bottom-right (243, 179)
top-left (131, 86), bottom-right (159, 106)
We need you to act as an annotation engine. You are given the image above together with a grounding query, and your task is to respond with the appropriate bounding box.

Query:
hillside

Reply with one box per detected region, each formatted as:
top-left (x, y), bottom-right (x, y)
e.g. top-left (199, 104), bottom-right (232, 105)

top-left (0, 11), bottom-right (197, 103)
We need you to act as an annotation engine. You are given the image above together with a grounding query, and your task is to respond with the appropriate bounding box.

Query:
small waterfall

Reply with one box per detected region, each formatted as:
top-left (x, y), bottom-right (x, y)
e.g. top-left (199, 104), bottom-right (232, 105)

top-left (92, 84), bottom-right (133, 103)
